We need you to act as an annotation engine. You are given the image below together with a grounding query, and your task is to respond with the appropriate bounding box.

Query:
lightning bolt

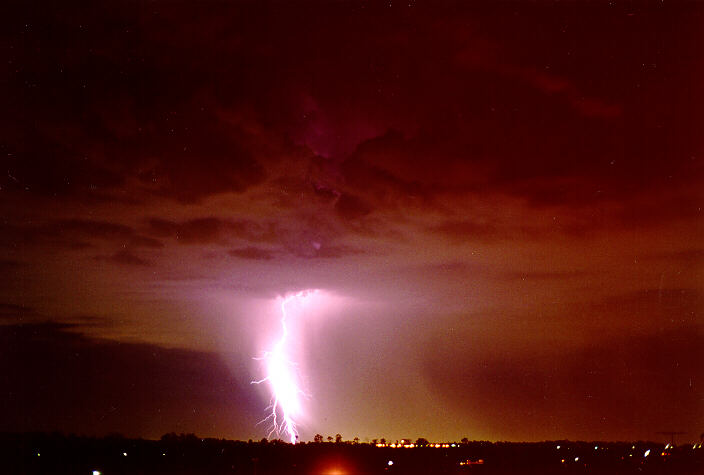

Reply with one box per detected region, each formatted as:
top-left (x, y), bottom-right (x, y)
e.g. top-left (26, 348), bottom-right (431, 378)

top-left (252, 290), bottom-right (316, 443)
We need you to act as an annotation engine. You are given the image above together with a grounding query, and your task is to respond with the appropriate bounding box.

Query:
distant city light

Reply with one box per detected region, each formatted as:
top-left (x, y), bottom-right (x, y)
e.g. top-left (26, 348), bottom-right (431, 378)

top-left (644, 449), bottom-right (651, 457)
top-left (387, 460), bottom-right (394, 466)
top-left (123, 452), bottom-right (127, 456)
top-left (574, 457), bottom-right (579, 462)
top-left (93, 471), bottom-right (101, 475)
top-left (556, 445), bottom-right (560, 449)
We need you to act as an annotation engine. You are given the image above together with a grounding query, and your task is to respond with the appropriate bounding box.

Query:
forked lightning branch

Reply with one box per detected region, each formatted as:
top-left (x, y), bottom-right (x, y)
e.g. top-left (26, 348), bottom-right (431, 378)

top-left (252, 290), bottom-right (318, 443)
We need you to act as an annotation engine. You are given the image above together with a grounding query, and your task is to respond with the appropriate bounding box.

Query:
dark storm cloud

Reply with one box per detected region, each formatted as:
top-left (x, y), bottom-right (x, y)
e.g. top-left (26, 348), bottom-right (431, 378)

top-left (228, 247), bottom-right (274, 261)
top-left (227, 243), bottom-right (362, 261)
top-left (505, 270), bottom-right (594, 282)
top-left (146, 213), bottom-right (345, 259)
top-left (312, 245), bottom-right (364, 259)
top-left (334, 193), bottom-right (374, 221)
top-left (0, 322), bottom-right (260, 438)
top-left (615, 192), bottom-right (703, 229)
top-left (0, 259), bottom-right (22, 270)
top-left (0, 223), bottom-right (46, 247)
top-left (429, 220), bottom-right (500, 243)
top-left (0, 219), bottom-right (163, 251)
top-left (488, 64), bottom-right (623, 120)
top-left (427, 217), bottom-right (595, 243)
top-left (423, 326), bottom-right (704, 440)
top-left (3, 1), bottom-right (701, 213)
top-left (146, 217), bottom-right (278, 245)
top-left (147, 218), bottom-right (223, 244)
top-left (584, 288), bottom-right (702, 328)
top-left (0, 303), bottom-right (36, 322)
top-left (132, 110), bottom-right (267, 203)
top-left (0, 303), bottom-right (107, 327)
top-left (340, 130), bottom-right (468, 201)
top-left (324, 6), bottom-right (700, 217)
top-left (646, 248), bottom-right (704, 263)
top-left (2, 142), bottom-right (124, 198)
top-left (97, 249), bottom-right (152, 267)
top-left (2, 0), bottom-right (268, 203)
top-left (128, 235), bottom-right (164, 249)
top-left (57, 219), bottom-right (133, 238)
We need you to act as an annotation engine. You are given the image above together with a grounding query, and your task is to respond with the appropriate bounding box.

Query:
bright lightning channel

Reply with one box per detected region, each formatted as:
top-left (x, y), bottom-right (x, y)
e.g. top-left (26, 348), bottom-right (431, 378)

top-left (252, 290), bottom-right (317, 443)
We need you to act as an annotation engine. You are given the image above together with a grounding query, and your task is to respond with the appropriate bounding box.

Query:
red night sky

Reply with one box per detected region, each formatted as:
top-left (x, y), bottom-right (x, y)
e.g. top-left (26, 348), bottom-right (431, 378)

top-left (1, 1), bottom-right (702, 443)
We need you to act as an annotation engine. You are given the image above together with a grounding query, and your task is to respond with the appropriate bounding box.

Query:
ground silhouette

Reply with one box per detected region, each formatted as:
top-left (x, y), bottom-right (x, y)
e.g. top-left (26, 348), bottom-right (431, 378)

top-left (1, 432), bottom-right (702, 474)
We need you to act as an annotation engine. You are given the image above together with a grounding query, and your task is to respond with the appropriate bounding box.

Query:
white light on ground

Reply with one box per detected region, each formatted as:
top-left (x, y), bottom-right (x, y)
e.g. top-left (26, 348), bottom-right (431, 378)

top-left (387, 460), bottom-right (394, 466)
top-left (93, 471), bottom-right (101, 475)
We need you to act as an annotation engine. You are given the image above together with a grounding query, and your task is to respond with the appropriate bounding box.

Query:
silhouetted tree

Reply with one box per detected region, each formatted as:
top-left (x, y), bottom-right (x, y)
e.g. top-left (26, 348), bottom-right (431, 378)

top-left (335, 434), bottom-right (342, 443)
top-left (327, 436), bottom-right (333, 443)
top-left (380, 438), bottom-right (386, 445)
top-left (372, 439), bottom-right (378, 445)
top-left (314, 434), bottom-right (323, 443)
top-left (461, 438), bottom-right (469, 445)
top-left (161, 432), bottom-right (178, 442)
top-left (161, 432), bottom-right (199, 443)
top-left (353, 437), bottom-right (359, 444)
top-left (415, 438), bottom-right (429, 447)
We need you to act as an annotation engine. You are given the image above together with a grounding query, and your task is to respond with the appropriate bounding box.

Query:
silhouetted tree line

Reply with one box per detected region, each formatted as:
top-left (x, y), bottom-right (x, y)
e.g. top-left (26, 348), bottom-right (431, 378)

top-left (0, 432), bottom-right (701, 474)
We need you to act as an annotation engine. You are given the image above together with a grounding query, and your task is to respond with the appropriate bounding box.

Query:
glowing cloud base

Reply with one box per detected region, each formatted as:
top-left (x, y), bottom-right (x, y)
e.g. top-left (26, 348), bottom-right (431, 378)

top-left (252, 290), bottom-right (318, 443)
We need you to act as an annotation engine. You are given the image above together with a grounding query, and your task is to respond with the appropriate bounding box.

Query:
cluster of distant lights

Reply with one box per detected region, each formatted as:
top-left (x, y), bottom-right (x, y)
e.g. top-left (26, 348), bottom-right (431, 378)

top-left (459, 459), bottom-right (485, 466)
top-left (556, 442), bottom-right (703, 465)
top-left (375, 440), bottom-right (460, 448)
top-left (34, 440), bottom-right (703, 475)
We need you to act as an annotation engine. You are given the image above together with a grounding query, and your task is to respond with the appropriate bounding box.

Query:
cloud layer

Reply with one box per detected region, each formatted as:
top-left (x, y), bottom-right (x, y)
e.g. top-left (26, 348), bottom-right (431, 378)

top-left (0, 1), bottom-right (701, 442)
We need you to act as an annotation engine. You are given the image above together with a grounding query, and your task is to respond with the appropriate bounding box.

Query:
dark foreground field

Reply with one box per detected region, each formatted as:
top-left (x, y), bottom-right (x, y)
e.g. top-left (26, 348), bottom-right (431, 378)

top-left (2, 433), bottom-right (702, 475)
